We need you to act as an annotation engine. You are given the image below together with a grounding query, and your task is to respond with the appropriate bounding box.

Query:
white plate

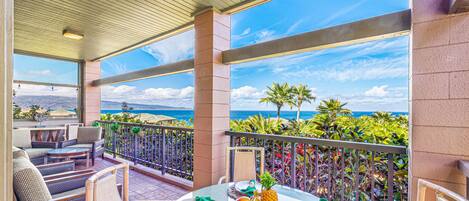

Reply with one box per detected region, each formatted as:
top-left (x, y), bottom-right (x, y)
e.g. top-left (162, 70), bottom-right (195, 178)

top-left (234, 181), bottom-right (261, 193)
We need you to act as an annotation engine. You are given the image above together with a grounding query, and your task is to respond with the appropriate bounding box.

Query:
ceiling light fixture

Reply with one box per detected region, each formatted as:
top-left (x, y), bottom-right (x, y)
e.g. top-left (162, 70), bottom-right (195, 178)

top-left (63, 29), bottom-right (84, 40)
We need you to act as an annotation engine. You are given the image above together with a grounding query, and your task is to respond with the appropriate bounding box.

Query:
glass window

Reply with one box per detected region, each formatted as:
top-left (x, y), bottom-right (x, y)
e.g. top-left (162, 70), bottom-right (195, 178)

top-left (13, 54), bottom-right (80, 120)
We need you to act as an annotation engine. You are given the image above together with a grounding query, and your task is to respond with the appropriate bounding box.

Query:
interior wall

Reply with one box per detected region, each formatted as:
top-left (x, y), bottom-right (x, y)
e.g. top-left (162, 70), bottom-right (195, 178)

top-left (411, 0), bottom-right (469, 200)
top-left (0, 0), bottom-right (13, 200)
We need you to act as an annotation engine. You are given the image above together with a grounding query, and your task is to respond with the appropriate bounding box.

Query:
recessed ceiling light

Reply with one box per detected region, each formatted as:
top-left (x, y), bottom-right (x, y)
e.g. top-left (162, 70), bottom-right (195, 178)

top-left (63, 29), bottom-right (84, 40)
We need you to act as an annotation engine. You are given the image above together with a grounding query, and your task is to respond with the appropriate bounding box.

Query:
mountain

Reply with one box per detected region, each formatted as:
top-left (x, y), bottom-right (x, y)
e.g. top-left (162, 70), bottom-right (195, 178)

top-left (14, 95), bottom-right (77, 110)
top-left (101, 100), bottom-right (186, 110)
top-left (13, 95), bottom-right (187, 110)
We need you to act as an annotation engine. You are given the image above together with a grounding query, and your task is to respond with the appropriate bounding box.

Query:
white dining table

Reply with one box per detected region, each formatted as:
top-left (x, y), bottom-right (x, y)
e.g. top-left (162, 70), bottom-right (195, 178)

top-left (177, 183), bottom-right (320, 201)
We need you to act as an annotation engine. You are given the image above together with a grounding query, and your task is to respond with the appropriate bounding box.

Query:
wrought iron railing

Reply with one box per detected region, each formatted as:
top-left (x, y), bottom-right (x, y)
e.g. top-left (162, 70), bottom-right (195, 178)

top-left (97, 121), bottom-right (194, 180)
top-left (226, 131), bottom-right (408, 201)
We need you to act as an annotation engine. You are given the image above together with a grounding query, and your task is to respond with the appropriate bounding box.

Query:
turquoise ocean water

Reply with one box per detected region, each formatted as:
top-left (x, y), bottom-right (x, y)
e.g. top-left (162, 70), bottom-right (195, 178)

top-left (101, 110), bottom-right (408, 122)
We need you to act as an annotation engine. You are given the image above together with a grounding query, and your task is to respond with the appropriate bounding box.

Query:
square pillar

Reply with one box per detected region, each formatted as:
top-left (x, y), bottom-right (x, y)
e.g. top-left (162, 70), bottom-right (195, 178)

top-left (81, 61), bottom-right (101, 126)
top-left (411, 0), bottom-right (469, 200)
top-left (0, 0), bottom-right (13, 200)
top-left (193, 9), bottom-right (231, 189)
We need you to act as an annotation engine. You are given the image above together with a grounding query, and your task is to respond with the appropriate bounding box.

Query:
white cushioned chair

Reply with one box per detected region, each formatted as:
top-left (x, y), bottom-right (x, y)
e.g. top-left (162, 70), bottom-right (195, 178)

top-left (13, 129), bottom-right (58, 165)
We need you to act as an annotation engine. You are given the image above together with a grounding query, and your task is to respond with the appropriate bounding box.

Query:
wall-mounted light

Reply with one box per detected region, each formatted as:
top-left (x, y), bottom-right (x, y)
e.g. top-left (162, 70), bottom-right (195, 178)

top-left (63, 29), bottom-right (84, 40)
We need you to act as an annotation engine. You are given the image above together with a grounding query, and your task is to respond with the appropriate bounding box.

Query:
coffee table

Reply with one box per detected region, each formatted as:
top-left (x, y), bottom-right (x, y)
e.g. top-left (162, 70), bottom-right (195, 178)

top-left (45, 147), bottom-right (90, 168)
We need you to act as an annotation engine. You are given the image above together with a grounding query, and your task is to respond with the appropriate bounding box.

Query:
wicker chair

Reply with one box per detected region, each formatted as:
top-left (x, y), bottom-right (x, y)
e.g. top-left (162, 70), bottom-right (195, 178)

top-left (60, 127), bottom-right (105, 166)
top-left (13, 149), bottom-right (96, 201)
top-left (218, 147), bottom-right (264, 184)
top-left (85, 163), bottom-right (129, 201)
top-left (417, 179), bottom-right (467, 201)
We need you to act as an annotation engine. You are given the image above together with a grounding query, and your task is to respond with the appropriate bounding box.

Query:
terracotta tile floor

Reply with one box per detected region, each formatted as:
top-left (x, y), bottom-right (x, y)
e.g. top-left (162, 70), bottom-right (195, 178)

top-left (76, 158), bottom-right (188, 201)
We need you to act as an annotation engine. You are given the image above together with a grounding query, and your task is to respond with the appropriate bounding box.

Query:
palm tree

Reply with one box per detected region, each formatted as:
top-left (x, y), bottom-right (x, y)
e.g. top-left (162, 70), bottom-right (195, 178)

top-left (316, 99), bottom-right (351, 139)
top-left (371, 111), bottom-right (393, 123)
top-left (259, 83), bottom-right (293, 121)
top-left (291, 84), bottom-right (316, 122)
top-left (317, 99), bottom-right (352, 122)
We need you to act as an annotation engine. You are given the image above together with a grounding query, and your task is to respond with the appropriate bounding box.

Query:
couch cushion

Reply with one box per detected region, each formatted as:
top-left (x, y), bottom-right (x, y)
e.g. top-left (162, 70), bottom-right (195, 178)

top-left (13, 129), bottom-right (32, 148)
top-left (13, 147), bottom-right (30, 160)
top-left (77, 127), bottom-right (102, 144)
top-left (67, 125), bottom-right (80, 140)
top-left (13, 157), bottom-right (52, 201)
top-left (67, 143), bottom-right (93, 150)
top-left (23, 148), bottom-right (51, 159)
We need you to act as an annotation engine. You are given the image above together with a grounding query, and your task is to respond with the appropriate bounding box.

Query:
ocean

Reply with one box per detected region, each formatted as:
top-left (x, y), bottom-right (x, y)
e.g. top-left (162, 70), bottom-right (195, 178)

top-left (101, 110), bottom-right (408, 122)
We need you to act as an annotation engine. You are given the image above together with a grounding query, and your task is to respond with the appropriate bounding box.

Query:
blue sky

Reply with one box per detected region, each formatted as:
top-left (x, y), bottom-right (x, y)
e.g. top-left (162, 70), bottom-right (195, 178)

top-left (14, 0), bottom-right (410, 112)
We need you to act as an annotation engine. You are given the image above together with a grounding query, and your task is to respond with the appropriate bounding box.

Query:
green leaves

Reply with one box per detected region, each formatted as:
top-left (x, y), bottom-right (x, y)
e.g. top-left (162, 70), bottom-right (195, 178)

top-left (110, 122), bottom-right (120, 132)
top-left (131, 126), bottom-right (141, 135)
top-left (259, 172), bottom-right (277, 190)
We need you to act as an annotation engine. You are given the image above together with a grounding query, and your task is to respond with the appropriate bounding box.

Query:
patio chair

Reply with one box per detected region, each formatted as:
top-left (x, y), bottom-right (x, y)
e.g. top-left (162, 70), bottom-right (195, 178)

top-left (13, 129), bottom-right (58, 165)
top-left (13, 150), bottom-right (97, 201)
top-left (65, 123), bottom-right (84, 141)
top-left (60, 127), bottom-right (105, 166)
top-left (85, 163), bottom-right (129, 201)
top-left (13, 146), bottom-right (76, 176)
top-left (218, 147), bottom-right (265, 184)
top-left (417, 179), bottom-right (467, 201)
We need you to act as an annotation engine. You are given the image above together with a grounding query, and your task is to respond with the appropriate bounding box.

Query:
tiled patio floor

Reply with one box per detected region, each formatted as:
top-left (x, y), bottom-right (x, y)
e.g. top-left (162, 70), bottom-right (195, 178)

top-left (76, 158), bottom-right (188, 201)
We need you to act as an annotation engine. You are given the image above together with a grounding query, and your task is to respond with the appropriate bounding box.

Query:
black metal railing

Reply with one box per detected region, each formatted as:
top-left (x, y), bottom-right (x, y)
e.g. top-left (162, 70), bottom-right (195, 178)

top-left (97, 121), bottom-right (194, 180)
top-left (226, 131), bottom-right (408, 201)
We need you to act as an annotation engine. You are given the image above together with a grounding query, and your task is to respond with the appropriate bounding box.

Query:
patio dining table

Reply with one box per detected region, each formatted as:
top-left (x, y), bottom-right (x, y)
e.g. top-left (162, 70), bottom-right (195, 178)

top-left (177, 182), bottom-right (320, 201)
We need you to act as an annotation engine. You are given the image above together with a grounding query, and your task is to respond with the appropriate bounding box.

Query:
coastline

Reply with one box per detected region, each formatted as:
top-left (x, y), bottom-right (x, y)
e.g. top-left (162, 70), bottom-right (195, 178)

top-left (101, 109), bottom-right (409, 121)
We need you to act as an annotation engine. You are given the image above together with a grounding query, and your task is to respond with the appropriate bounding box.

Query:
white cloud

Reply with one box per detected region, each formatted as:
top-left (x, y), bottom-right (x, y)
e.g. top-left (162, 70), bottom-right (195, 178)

top-left (231, 86), bottom-right (263, 99)
top-left (142, 30), bottom-right (194, 64)
top-left (101, 85), bottom-right (195, 108)
top-left (26, 70), bottom-right (52, 76)
top-left (364, 85), bottom-right (389, 97)
top-left (255, 30), bottom-right (276, 43)
top-left (283, 57), bottom-right (408, 82)
top-left (286, 20), bottom-right (303, 35)
top-left (101, 85), bottom-right (138, 100)
top-left (111, 85), bottom-right (137, 95)
top-left (13, 84), bottom-right (77, 97)
top-left (326, 66), bottom-right (408, 81)
top-left (325, 86), bottom-right (408, 112)
top-left (241, 28), bottom-right (251, 36)
top-left (143, 86), bottom-right (194, 100)
top-left (316, 0), bottom-right (367, 27)
top-left (102, 61), bottom-right (128, 76)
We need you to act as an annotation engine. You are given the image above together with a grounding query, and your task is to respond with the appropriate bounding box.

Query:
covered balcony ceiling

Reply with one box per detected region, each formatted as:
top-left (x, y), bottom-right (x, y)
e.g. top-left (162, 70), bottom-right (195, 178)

top-left (14, 0), bottom-right (268, 61)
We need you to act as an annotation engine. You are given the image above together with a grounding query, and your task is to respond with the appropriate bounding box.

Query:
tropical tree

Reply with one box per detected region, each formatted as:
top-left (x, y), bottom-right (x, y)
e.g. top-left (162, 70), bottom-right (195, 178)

top-left (259, 83), bottom-right (293, 121)
top-left (317, 99), bottom-right (352, 122)
top-left (291, 84), bottom-right (316, 122)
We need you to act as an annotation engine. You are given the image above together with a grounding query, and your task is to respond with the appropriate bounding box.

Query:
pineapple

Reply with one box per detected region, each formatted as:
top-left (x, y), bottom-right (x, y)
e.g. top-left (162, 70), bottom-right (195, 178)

top-left (259, 172), bottom-right (278, 201)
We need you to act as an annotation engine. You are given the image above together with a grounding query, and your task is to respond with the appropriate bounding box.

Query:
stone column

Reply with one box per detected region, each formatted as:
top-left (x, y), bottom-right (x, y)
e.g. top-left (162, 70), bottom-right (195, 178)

top-left (0, 0), bottom-right (13, 200)
top-left (411, 0), bottom-right (469, 199)
top-left (193, 9), bottom-right (231, 189)
top-left (82, 61), bottom-right (101, 126)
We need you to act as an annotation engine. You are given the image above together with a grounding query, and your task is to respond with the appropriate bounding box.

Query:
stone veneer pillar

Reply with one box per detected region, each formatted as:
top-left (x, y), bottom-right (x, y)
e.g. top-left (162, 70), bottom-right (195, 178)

top-left (82, 61), bottom-right (101, 126)
top-left (193, 9), bottom-right (231, 189)
top-left (411, 0), bottom-right (469, 199)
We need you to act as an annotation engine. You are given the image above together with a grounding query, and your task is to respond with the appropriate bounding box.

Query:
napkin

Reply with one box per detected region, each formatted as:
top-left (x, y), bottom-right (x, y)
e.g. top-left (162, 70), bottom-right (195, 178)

top-left (195, 196), bottom-right (215, 201)
top-left (240, 186), bottom-right (257, 197)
